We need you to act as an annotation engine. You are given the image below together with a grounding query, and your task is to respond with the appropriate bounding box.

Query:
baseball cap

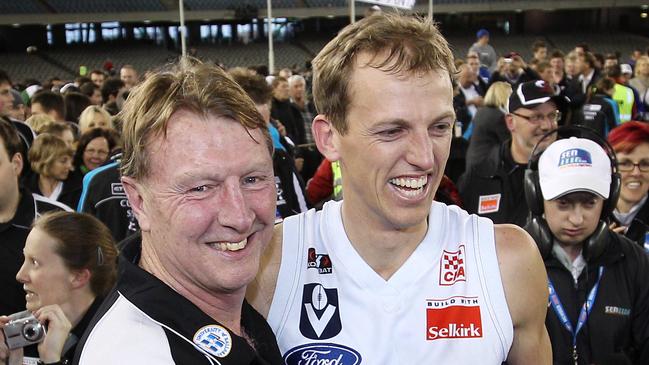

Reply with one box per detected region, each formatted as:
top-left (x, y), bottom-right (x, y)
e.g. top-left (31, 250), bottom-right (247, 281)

top-left (538, 137), bottom-right (612, 200)
top-left (509, 80), bottom-right (566, 113)
top-left (620, 63), bottom-right (633, 75)
top-left (476, 29), bottom-right (489, 39)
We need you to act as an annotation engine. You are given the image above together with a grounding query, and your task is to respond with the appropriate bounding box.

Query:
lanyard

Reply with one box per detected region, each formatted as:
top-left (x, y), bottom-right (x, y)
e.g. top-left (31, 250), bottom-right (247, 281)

top-left (548, 266), bottom-right (604, 365)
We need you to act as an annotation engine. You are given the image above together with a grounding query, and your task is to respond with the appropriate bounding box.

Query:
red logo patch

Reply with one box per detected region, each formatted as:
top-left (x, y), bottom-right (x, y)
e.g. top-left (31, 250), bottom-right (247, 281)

top-left (426, 296), bottom-right (483, 340)
top-left (439, 245), bottom-right (466, 286)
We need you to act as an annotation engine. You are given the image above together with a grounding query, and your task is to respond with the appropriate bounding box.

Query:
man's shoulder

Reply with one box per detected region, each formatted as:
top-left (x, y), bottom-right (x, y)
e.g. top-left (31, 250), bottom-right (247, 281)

top-left (76, 292), bottom-right (174, 364)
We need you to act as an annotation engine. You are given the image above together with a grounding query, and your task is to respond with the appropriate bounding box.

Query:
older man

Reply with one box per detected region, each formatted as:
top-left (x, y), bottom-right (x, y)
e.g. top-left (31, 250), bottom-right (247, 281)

top-left (248, 13), bottom-right (550, 364)
top-left (75, 60), bottom-right (283, 364)
top-left (460, 80), bottom-right (563, 227)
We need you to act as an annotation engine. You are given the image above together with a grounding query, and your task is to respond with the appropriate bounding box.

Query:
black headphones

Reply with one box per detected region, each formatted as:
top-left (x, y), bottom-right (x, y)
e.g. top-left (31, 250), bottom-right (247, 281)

top-left (523, 126), bottom-right (621, 261)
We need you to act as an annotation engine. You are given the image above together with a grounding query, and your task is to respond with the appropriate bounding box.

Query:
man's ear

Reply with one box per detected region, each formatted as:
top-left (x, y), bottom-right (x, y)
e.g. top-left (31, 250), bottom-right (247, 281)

top-left (121, 176), bottom-right (150, 232)
top-left (505, 113), bottom-right (515, 132)
top-left (312, 114), bottom-right (341, 162)
top-left (11, 152), bottom-right (23, 177)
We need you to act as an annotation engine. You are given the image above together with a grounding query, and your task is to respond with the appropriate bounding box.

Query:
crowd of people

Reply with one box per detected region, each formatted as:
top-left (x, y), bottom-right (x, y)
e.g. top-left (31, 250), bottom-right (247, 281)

top-left (0, 11), bottom-right (648, 365)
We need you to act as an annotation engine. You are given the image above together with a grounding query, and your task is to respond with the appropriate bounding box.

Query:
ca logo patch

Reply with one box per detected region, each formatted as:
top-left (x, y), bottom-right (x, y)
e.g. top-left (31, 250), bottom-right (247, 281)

top-left (439, 245), bottom-right (466, 286)
top-left (299, 284), bottom-right (342, 339)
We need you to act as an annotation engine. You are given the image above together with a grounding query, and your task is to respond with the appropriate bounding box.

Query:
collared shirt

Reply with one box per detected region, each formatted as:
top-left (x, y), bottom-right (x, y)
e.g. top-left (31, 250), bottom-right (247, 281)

top-left (579, 69), bottom-right (595, 94)
top-left (75, 234), bottom-right (283, 365)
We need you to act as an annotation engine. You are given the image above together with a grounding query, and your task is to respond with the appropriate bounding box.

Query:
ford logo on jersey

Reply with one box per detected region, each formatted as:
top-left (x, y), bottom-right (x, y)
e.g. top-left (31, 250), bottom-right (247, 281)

top-left (284, 343), bottom-right (362, 365)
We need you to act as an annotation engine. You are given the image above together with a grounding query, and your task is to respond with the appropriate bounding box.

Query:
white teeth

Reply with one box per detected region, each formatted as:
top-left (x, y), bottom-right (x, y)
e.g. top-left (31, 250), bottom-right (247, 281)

top-left (389, 176), bottom-right (428, 189)
top-left (210, 239), bottom-right (248, 252)
top-left (627, 182), bottom-right (641, 189)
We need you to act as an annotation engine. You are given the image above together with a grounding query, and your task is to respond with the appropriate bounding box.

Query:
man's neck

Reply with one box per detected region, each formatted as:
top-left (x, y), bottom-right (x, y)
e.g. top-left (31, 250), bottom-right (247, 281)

top-left (291, 97), bottom-right (305, 109)
top-left (139, 240), bottom-right (245, 335)
top-left (556, 241), bottom-right (583, 263)
top-left (509, 140), bottom-right (530, 165)
top-left (0, 188), bottom-right (20, 223)
top-left (340, 200), bottom-right (428, 281)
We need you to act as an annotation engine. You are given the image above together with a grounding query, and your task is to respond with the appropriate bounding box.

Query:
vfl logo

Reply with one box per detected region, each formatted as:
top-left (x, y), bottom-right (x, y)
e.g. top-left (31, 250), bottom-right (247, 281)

top-left (439, 245), bottom-right (466, 286)
top-left (307, 248), bottom-right (333, 274)
top-left (426, 296), bottom-right (483, 340)
top-left (193, 325), bottom-right (232, 358)
top-left (299, 284), bottom-right (342, 340)
top-left (284, 343), bottom-right (361, 365)
top-left (558, 149), bottom-right (592, 168)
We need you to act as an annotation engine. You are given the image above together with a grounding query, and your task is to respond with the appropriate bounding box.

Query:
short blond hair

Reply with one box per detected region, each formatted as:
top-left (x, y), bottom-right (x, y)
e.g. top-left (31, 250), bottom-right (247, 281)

top-left (25, 114), bottom-right (55, 133)
top-left (78, 105), bottom-right (113, 134)
top-left (634, 55), bottom-right (649, 78)
top-left (312, 13), bottom-right (456, 134)
top-left (483, 82), bottom-right (512, 109)
top-left (120, 58), bottom-right (272, 180)
top-left (29, 133), bottom-right (73, 176)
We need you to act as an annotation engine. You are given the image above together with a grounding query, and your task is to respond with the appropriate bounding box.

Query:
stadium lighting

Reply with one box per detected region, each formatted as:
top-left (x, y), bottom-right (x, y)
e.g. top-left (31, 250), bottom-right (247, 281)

top-left (642, 12), bottom-right (648, 18)
top-left (143, 20), bottom-right (151, 24)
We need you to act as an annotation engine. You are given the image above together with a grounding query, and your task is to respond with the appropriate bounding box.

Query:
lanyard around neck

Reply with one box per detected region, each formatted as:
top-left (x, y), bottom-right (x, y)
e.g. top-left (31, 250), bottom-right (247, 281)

top-left (548, 266), bottom-right (604, 364)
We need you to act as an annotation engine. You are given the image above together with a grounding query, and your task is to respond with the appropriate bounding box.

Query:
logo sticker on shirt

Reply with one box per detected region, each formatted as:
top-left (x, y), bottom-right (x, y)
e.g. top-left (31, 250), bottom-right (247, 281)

top-left (299, 283), bottom-right (342, 340)
top-left (439, 245), bottom-right (466, 286)
top-left (478, 194), bottom-right (500, 214)
top-left (307, 248), bottom-right (333, 274)
top-left (426, 296), bottom-right (483, 340)
top-left (284, 343), bottom-right (362, 365)
top-left (193, 325), bottom-right (232, 358)
top-left (111, 183), bottom-right (125, 195)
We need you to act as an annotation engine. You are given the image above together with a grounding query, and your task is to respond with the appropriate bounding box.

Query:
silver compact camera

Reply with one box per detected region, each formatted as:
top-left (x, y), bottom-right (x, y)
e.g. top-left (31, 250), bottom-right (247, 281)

top-left (2, 310), bottom-right (46, 349)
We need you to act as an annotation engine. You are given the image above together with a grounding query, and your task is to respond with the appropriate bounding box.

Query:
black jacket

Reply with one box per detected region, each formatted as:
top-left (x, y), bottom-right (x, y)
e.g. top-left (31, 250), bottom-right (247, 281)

top-left (25, 169), bottom-right (83, 211)
top-left (465, 106), bottom-right (509, 169)
top-left (274, 148), bottom-right (307, 219)
top-left (458, 141), bottom-right (529, 227)
top-left (271, 98), bottom-right (305, 146)
top-left (612, 197), bottom-right (649, 249)
top-left (77, 160), bottom-right (138, 243)
top-left (544, 230), bottom-right (649, 365)
top-left (0, 188), bottom-right (71, 315)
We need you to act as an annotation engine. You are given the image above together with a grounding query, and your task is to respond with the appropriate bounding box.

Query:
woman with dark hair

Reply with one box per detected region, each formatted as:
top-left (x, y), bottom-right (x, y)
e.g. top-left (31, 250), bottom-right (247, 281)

top-left (608, 121), bottom-right (649, 248)
top-left (63, 92), bottom-right (91, 124)
top-left (0, 211), bottom-right (118, 365)
top-left (73, 128), bottom-right (118, 175)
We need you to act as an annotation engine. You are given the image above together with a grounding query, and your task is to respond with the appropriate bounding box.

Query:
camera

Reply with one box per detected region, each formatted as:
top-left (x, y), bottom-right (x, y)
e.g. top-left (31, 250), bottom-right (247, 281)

top-left (2, 310), bottom-right (46, 349)
top-left (504, 58), bottom-right (513, 63)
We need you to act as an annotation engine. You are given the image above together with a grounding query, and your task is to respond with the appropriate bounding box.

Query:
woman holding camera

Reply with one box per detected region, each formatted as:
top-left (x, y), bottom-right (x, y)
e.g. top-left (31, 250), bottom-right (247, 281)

top-left (0, 212), bottom-right (118, 365)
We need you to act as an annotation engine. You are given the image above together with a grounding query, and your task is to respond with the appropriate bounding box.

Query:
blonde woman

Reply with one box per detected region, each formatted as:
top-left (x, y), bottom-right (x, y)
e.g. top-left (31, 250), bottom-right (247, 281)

top-left (27, 133), bottom-right (82, 209)
top-left (629, 55), bottom-right (649, 120)
top-left (465, 81), bottom-right (513, 167)
top-left (77, 106), bottom-right (113, 134)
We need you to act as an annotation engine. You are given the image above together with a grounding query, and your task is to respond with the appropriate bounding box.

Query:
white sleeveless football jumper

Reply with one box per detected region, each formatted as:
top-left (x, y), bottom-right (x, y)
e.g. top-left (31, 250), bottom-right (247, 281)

top-left (268, 200), bottom-right (514, 364)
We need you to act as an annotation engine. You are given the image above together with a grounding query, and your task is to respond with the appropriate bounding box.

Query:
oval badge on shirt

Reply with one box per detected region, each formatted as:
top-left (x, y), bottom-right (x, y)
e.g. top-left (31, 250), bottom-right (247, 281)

top-left (193, 325), bottom-right (232, 358)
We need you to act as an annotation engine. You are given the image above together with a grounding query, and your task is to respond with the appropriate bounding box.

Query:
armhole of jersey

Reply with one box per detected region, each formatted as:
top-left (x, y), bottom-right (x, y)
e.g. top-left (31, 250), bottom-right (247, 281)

top-left (267, 210), bottom-right (313, 340)
top-left (471, 215), bottom-right (514, 360)
top-left (32, 193), bottom-right (73, 213)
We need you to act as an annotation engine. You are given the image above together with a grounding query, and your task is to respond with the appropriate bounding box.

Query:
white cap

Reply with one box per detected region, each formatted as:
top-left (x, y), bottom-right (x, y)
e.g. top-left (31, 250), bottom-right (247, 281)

top-left (538, 137), bottom-right (612, 200)
top-left (620, 64), bottom-right (633, 75)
